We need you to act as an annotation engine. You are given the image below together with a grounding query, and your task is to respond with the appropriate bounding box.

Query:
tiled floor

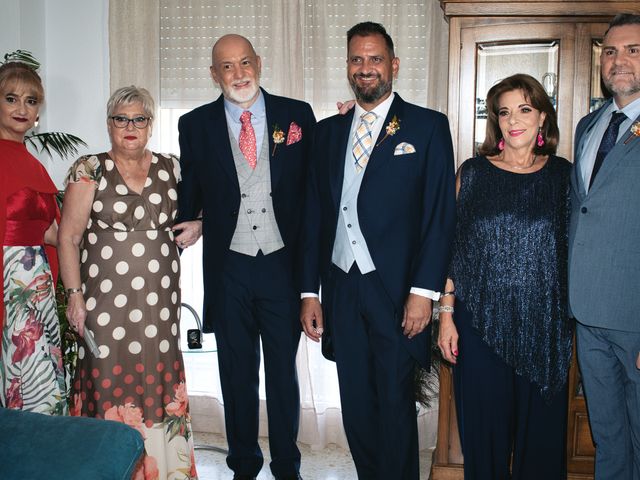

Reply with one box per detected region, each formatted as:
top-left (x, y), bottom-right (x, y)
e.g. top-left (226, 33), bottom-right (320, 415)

top-left (193, 431), bottom-right (434, 480)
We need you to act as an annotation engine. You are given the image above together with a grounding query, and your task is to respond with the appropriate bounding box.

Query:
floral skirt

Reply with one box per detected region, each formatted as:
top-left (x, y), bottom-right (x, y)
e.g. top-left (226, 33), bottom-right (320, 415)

top-left (1, 245), bottom-right (67, 414)
top-left (71, 358), bottom-right (198, 480)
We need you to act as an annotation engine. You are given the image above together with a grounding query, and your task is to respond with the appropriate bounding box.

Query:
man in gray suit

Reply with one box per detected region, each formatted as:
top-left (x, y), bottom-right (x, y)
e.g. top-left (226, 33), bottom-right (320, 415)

top-left (570, 13), bottom-right (640, 480)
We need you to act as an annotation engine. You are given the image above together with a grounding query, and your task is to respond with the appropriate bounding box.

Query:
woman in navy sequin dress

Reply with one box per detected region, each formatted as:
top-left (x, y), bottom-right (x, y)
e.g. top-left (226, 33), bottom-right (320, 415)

top-left (438, 74), bottom-right (572, 480)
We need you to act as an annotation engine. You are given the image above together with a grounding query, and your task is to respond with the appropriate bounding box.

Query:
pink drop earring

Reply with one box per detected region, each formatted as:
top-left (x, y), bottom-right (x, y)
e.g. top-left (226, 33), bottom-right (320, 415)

top-left (537, 127), bottom-right (545, 147)
top-left (498, 138), bottom-right (505, 151)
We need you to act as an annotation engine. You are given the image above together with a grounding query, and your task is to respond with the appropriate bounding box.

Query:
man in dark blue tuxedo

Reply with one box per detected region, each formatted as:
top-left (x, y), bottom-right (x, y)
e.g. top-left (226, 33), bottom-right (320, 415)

top-left (300, 22), bottom-right (456, 479)
top-left (570, 14), bottom-right (640, 479)
top-left (176, 34), bottom-right (315, 480)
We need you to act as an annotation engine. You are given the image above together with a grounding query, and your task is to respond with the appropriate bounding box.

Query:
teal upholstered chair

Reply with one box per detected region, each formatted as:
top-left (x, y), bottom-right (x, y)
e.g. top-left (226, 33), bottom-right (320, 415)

top-left (0, 408), bottom-right (144, 479)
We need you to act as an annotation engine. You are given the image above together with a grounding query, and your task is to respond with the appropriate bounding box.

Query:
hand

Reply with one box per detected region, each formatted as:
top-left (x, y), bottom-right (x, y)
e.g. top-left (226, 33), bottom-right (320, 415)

top-left (66, 294), bottom-right (87, 338)
top-left (337, 100), bottom-right (356, 115)
top-left (172, 220), bottom-right (202, 249)
top-left (301, 297), bottom-right (323, 342)
top-left (402, 293), bottom-right (432, 338)
top-left (437, 313), bottom-right (459, 364)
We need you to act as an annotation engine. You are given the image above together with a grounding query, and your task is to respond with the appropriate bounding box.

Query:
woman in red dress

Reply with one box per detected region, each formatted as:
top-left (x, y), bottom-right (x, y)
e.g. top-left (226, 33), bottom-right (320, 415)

top-left (0, 61), bottom-right (66, 414)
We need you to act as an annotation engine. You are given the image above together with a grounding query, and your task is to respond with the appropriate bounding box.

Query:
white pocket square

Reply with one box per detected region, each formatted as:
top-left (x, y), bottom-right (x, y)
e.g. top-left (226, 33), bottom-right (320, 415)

top-left (394, 142), bottom-right (416, 155)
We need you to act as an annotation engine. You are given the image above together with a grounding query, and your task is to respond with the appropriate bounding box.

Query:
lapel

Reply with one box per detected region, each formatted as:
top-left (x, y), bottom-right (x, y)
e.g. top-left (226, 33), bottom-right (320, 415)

top-left (208, 95), bottom-right (239, 184)
top-left (262, 89), bottom-right (284, 190)
top-left (575, 106), bottom-right (607, 161)
top-left (572, 104), bottom-right (608, 200)
top-left (589, 110), bottom-right (640, 194)
top-left (362, 93), bottom-right (405, 180)
top-left (329, 110), bottom-right (356, 207)
top-left (571, 161), bottom-right (586, 202)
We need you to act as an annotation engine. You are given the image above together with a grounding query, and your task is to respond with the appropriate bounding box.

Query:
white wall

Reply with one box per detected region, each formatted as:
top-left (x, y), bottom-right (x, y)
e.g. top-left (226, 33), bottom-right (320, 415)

top-left (0, 0), bottom-right (110, 187)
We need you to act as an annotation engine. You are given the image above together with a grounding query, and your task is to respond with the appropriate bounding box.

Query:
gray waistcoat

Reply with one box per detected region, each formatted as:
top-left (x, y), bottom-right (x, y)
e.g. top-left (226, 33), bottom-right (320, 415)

top-left (228, 124), bottom-right (284, 256)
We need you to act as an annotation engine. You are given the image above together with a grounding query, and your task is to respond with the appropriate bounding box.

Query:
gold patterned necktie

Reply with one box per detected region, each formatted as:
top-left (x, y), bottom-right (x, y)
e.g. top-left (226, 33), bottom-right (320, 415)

top-left (352, 111), bottom-right (378, 173)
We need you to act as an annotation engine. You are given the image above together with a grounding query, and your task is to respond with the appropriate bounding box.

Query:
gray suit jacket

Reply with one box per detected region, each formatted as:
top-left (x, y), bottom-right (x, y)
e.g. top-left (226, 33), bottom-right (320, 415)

top-left (569, 100), bottom-right (640, 332)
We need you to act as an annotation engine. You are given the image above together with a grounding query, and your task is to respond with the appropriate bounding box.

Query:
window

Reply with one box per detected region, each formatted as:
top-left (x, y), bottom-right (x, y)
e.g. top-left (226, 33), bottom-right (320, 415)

top-left (157, 0), bottom-right (449, 154)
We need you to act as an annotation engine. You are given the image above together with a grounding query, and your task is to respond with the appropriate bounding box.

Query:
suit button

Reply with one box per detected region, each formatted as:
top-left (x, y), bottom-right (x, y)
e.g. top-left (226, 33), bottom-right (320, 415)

top-left (347, 224), bottom-right (352, 228)
top-left (262, 208), bottom-right (266, 213)
top-left (231, 210), bottom-right (238, 216)
top-left (253, 225), bottom-right (258, 230)
top-left (241, 193), bottom-right (247, 198)
top-left (352, 240), bottom-right (356, 245)
top-left (343, 206), bottom-right (348, 211)
top-left (247, 209), bottom-right (253, 214)
top-left (581, 207), bottom-right (587, 214)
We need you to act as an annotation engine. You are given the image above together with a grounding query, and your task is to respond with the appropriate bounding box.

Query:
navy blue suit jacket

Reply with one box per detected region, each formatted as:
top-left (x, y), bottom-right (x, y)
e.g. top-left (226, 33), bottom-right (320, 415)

top-left (177, 89), bottom-right (316, 331)
top-left (301, 94), bottom-right (456, 367)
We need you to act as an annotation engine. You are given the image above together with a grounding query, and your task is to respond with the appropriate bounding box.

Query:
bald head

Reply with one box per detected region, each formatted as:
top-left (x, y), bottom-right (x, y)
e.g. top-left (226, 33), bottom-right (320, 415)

top-left (209, 34), bottom-right (262, 108)
top-left (211, 34), bottom-right (257, 65)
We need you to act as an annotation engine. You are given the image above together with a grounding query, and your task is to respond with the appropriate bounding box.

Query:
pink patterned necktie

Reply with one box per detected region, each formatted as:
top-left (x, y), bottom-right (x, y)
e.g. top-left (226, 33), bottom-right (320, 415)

top-left (239, 110), bottom-right (257, 169)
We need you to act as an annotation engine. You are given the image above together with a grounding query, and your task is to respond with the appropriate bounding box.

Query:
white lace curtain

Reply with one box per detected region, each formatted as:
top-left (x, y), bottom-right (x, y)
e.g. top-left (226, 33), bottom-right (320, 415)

top-left (109, 0), bottom-right (448, 450)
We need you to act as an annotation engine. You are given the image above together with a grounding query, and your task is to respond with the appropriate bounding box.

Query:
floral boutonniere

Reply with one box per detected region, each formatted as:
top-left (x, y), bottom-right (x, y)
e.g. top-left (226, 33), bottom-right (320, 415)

top-left (272, 124), bottom-right (285, 155)
top-left (624, 121), bottom-right (640, 145)
top-left (376, 115), bottom-right (401, 147)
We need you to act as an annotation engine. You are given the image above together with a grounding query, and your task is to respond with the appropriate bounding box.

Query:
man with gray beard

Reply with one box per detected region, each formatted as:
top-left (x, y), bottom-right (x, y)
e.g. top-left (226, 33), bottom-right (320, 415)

top-left (300, 22), bottom-right (456, 479)
top-left (177, 34), bottom-right (315, 480)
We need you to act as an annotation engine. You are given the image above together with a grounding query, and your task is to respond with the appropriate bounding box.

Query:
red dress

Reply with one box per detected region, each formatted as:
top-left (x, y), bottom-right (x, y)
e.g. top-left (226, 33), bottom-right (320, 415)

top-left (1, 138), bottom-right (66, 414)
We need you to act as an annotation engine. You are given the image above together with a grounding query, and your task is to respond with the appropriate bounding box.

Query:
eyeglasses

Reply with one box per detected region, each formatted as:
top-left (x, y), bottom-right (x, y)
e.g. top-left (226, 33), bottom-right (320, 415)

top-left (109, 115), bottom-right (151, 129)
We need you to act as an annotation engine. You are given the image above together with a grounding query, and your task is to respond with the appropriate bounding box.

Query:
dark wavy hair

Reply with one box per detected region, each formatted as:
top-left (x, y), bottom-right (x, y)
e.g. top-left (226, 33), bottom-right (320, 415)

top-left (478, 73), bottom-right (559, 157)
top-left (0, 61), bottom-right (44, 102)
top-left (347, 22), bottom-right (395, 57)
top-left (606, 13), bottom-right (640, 35)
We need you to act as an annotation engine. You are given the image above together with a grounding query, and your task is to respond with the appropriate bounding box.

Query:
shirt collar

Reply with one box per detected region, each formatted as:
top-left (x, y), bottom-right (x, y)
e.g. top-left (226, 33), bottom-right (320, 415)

top-left (354, 92), bottom-right (395, 124)
top-left (613, 96), bottom-right (640, 123)
top-left (223, 89), bottom-right (266, 123)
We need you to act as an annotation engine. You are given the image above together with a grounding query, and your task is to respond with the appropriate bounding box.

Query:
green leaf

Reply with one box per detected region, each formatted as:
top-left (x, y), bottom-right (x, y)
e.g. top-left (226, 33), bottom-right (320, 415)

top-left (25, 132), bottom-right (88, 160)
top-left (2, 49), bottom-right (40, 70)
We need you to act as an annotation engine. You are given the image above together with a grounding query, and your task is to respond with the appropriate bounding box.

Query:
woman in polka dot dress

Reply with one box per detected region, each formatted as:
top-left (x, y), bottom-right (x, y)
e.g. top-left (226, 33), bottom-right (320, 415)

top-left (58, 86), bottom-right (201, 480)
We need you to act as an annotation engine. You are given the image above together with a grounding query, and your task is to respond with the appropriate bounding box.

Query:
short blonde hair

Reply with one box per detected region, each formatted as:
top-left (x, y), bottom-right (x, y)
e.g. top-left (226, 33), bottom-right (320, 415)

top-left (0, 62), bottom-right (44, 103)
top-left (106, 85), bottom-right (155, 120)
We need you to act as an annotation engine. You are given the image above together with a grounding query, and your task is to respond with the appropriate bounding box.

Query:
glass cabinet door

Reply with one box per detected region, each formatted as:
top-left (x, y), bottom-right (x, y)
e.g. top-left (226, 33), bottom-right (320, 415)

top-left (474, 41), bottom-right (559, 153)
top-left (590, 39), bottom-right (612, 112)
top-left (455, 21), bottom-right (578, 164)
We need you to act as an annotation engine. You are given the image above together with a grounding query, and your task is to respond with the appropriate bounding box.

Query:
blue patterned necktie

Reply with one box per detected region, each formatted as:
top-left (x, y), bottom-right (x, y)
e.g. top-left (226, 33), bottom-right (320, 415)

top-left (589, 111), bottom-right (627, 188)
top-left (352, 112), bottom-right (378, 173)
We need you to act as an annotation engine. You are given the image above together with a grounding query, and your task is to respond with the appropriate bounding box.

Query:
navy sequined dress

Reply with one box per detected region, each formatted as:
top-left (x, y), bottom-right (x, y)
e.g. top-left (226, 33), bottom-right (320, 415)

top-left (450, 155), bottom-right (573, 399)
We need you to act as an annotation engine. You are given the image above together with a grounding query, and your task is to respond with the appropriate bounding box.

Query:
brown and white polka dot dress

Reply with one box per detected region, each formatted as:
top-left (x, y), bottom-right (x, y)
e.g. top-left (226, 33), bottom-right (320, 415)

top-left (66, 152), bottom-right (196, 480)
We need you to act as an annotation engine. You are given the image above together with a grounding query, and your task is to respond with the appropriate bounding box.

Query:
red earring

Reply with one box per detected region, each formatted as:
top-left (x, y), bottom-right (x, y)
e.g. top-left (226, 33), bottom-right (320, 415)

top-left (498, 138), bottom-right (505, 151)
top-left (537, 128), bottom-right (544, 147)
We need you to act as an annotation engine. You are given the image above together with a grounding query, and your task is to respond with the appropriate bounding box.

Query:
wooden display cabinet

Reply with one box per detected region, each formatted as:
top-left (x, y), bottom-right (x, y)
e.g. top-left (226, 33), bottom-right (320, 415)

top-left (432, 1), bottom-right (639, 479)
